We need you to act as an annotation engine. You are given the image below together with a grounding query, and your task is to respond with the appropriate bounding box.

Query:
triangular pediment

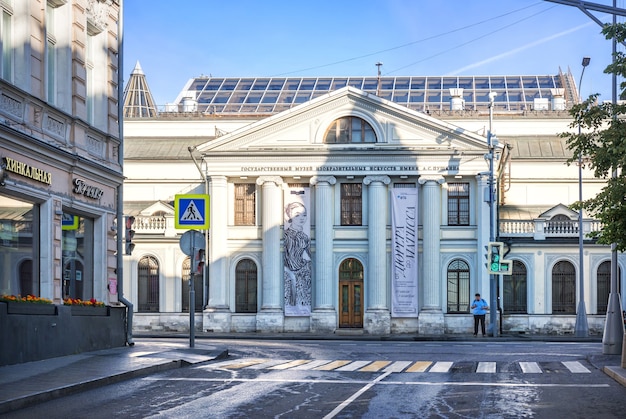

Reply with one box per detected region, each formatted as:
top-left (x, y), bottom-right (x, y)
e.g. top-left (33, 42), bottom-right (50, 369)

top-left (537, 204), bottom-right (578, 220)
top-left (140, 201), bottom-right (174, 216)
top-left (195, 86), bottom-right (490, 154)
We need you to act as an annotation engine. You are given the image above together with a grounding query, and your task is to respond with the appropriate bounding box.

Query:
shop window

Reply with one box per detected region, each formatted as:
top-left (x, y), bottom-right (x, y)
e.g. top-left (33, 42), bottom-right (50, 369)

top-left (448, 183), bottom-right (469, 225)
top-left (340, 183), bottom-right (362, 226)
top-left (181, 256), bottom-right (203, 312)
top-left (234, 183), bottom-right (256, 225)
top-left (447, 259), bottom-right (470, 313)
top-left (138, 256), bottom-right (160, 312)
top-left (324, 117), bottom-right (376, 144)
top-left (62, 213), bottom-right (94, 301)
top-left (504, 260), bottom-right (527, 313)
top-left (235, 258), bottom-right (257, 313)
top-left (597, 261), bottom-right (621, 313)
top-left (552, 260), bottom-right (575, 314)
top-left (0, 195), bottom-right (37, 297)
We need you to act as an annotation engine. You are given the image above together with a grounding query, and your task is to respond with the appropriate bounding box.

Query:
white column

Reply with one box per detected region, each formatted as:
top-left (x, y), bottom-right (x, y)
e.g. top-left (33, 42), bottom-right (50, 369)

top-left (205, 175), bottom-right (231, 332)
top-left (256, 176), bottom-right (284, 332)
top-left (418, 175), bottom-right (445, 334)
top-left (310, 176), bottom-right (336, 332)
top-left (363, 175), bottom-right (391, 334)
top-left (207, 176), bottom-right (228, 310)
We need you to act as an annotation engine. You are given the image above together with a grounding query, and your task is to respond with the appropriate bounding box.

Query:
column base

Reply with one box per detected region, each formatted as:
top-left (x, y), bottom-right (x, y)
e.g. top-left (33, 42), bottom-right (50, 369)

top-left (364, 309), bottom-right (391, 335)
top-left (256, 309), bottom-right (285, 333)
top-left (418, 310), bottom-right (445, 335)
top-left (203, 309), bottom-right (232, 332)
top-left (310, 309), bottom-right (337, 333)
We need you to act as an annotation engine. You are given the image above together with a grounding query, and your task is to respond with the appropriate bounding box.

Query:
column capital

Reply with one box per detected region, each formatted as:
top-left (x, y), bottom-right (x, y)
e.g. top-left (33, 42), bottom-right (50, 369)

top-left (310, 175), bottom-right (336, 186)
top-left (363, 175), bottom-right (391, 186)
top-left (256, 176), bottom-right (283, 187)
top-left (208, 175), bottom-right (228, 183)
top-left (418, 175), bottom-right (445, 185)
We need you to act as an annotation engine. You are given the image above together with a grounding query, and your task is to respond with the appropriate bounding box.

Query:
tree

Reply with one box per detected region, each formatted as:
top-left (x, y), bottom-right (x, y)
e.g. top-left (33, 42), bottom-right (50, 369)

top-left (560, 23), bottom-right (626, 252)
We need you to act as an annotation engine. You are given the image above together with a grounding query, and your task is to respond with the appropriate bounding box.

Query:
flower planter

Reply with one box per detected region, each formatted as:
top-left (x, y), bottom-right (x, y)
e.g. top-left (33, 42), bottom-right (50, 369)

top-left (6, 302), bottom-right (57, 315)
top-left (70, 305), bottom-right (109, 316)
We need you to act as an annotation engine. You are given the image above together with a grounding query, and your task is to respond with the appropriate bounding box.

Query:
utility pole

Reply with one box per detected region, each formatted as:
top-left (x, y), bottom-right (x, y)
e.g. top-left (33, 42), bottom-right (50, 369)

top-left (488, 92), bottom-right (498, 337)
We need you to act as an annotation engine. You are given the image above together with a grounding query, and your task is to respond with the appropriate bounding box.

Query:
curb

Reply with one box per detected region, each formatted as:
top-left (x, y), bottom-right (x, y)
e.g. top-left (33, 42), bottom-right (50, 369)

top-left (603, 366), bottom-right (626, 387)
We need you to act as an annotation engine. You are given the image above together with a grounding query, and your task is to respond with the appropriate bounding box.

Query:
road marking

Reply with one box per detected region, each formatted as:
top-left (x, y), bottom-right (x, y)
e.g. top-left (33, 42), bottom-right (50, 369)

top-left (290, 360), bottom-right (332, 370)
top-left (314, 360), bottom-right (351, 370)
top-left (477, 362), bottom-right (497, 373)
top-left (246, 359), bottom-right (291, 370)
top-left (336, 361), bottom-right (372, 371)
top-left (323, 371), bottom-right (392, 419)
top-left (359, 361), bottom-right (391, 372)
top-left (519, 362), bottom-right (542, 373)
top-left (269, 360), bottom-right (312, 370)
top-left (562, 361), bottom-right (591, 373)
top-left (430, 361), bottom-right (453, 373)
top-left (221, 359), bottom-right (268, 369)
top-left (405, 361), bottom-right (432, 372)
top-left (384, 361), bottom-right (413, 372)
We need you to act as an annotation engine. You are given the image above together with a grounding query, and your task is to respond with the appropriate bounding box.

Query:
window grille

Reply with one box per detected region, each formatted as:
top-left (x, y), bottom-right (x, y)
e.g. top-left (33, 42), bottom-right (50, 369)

top-left (447, 259), bottom-right (470, 313)
top-left (235, 259), bottom-right (258, 313)
top-left (340, 183), bottom-right (362, 226)
top-left (138, 256), bottom-right (159, 312)
top-left (552, 260), bottom-right (575, 314)
top-left (448, 182), bottom-right (469, 225)
top-left (504, 260), bottom-right (527, 313)
top-left (597, 261), bottom-right (621, 313)
top-left (324, 116), bottom-right (376, 143)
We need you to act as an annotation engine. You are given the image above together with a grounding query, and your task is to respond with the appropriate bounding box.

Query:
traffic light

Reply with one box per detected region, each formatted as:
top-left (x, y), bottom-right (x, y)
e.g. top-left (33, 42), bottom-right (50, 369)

top-left (194, 249), bottom-right (205, 274)
top-left (125, 216), bottom-right (135, 255)
top-left (487, 242), bottom-right (512, 274)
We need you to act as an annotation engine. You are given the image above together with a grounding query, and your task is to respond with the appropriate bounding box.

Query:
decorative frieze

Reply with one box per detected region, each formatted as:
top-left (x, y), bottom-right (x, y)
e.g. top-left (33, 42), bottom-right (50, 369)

top-left (0, 94), bottom-right (23, 118)
top-left (86, 135), bottom-right (105, 157)
top-left (44, 115), bottom-right (65, 138)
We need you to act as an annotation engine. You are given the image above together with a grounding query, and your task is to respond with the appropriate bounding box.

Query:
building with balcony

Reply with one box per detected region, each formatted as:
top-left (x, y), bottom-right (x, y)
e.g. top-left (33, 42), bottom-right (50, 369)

top-left (122, 67), bottom-right (623, 335)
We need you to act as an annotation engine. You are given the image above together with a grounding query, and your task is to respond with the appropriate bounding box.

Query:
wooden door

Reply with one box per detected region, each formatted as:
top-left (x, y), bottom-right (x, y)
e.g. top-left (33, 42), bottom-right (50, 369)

top-left (338, 258), bottom-right (364, 328)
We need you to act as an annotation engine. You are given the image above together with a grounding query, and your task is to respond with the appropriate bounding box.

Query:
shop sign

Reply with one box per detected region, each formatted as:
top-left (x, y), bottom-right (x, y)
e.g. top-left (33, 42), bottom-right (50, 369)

top-left (72, 178), bottom-right (104, 199)
top-left (2, 156), bottom-right (52, 185)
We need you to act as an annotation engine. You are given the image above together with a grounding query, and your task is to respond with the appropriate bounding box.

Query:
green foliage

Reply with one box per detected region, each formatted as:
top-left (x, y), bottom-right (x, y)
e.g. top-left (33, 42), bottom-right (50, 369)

top-left (559, 23), bottom-right (626, 251)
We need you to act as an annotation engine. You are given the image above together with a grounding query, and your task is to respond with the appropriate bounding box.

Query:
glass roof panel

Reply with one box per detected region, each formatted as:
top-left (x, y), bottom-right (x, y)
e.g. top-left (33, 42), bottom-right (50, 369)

top-left (379, 91), bottom-right (393, 100)
top-left (230, 92), bottom-right (247, 103)
top-left (427, 78), bottom-right (442, 89)
top-left (212, 92), bottom-right (231, 103)
top-left (348, 78), bottom-right (363, 89)
top-left (285, 79), bottom-right (301, 90)
top-left (236, 79), bottom-right (254, 90)
top-left (300, 78), bottom-right (316, 90)
top-left (189, 79), bottom-right (207, 91)
top-left (198, 92), bottom-right (215, 103)
top-left (380, 78), bottom-right (394, 90)
top-left (442, 77), bottom-right (457, 89)
top-left (224, 104), bottom-right (242, 112)
top-left (245, 92), bottom-right (263, 103)
top-left (537, 76), bottom-right (556, 88)
top-left (395, 78), bottom-right (410, 89)
top-left (252, 79), bottom-right (270, 90)
top-left (522, 77), bottom-right (538, 89)
top-left (268, 79), bottom-right (285, 90)
top-left (261, 92), bottom-right (279, 103)
top-left (205, 79), bottom-right (224, 90)
top-left (294, 92), bottom-right (311, 103)
top-left (363, 78), bottom-right (378, 90)
top-left (490, 77), bottom-right (505, 89)
top-left (475, 77), bottom-right (489, 89)
top-left (315, 78), bottom-right (332, 90)
top-left (279, 91), bottom-right (295, 103)
top-left (458, 78), bottom-right (473, 89)
top-left (410, 78), bottom-right (425, 89)
top-left (506, 77), bottom-right (521, 88)
top-left (409, 92), bottom-right (424, 102)
top-left (332, 78), bottom-right (348, 89)
top-left (257, 104), bottom-right (274, 112)
top-left (392, 91), bottom-right (409, 103)
top-left (221, 79), bottom-right (239, 90)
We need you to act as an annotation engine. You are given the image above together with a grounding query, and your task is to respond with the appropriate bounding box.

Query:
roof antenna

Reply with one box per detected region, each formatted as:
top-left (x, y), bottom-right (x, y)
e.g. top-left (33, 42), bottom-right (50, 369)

top-left (376, 62), bottom-right (383, 96)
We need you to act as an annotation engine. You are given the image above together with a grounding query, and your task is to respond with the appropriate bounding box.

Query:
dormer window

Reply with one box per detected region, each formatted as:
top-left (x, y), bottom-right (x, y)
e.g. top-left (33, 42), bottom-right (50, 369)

top-left (324, 116), bottom-right (376, 144)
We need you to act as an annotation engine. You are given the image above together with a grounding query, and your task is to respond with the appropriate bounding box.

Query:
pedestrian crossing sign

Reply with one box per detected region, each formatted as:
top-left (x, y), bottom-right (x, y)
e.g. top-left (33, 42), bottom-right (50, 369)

top-left (175, 194), bottom-right (210, 229)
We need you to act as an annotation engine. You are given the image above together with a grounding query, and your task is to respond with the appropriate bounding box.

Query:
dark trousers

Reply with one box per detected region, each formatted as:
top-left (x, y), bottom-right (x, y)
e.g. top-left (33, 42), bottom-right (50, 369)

top-left (473, 314), bottom-right (486, 335)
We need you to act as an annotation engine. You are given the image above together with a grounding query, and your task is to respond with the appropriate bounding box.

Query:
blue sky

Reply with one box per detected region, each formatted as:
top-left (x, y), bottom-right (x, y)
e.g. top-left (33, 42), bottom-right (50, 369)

top-left (123, 1), bottom-right (623, 107)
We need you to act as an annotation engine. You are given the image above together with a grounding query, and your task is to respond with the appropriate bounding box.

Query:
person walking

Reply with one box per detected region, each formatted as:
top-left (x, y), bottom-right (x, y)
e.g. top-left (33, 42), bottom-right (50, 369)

top-left (471, 293), bottom-right (489, 337)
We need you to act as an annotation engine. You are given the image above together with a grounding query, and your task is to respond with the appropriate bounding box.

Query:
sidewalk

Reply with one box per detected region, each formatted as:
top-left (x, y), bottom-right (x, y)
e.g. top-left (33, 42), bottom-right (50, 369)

top-left (0, 333), bottom-right (624, 414)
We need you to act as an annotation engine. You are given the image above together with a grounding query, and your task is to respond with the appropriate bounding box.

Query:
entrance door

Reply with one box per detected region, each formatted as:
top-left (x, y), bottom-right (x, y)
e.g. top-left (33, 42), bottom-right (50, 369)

top-left (338, 258), bottom-right (364, 328)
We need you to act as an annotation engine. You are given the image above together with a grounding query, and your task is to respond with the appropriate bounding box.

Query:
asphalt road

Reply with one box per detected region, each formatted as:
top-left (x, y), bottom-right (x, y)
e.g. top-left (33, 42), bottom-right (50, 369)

top-left (5, 339), bottom-right (625, 418)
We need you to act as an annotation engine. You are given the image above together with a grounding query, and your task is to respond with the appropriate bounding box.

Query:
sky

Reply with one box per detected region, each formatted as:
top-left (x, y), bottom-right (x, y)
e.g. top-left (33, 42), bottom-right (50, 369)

top-left (123, 0), bottom-right (626, 107)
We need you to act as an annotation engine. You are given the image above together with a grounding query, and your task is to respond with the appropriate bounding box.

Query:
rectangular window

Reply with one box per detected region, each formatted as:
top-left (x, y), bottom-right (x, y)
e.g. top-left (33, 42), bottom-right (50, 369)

top-left (234, 184), bottom-right (256, 225)
top-left (1, 4), bottom-right (12, 81)
top-left (85, 33), bottom-right (95, 124)
top-left (46, 3), bottom-right (57, 105)
top-left (448, 182), bottom-right (469, 225)
top-left (341, 183), bottom-right (362, 226)
top-left (0, 195), bottom-right (39, 297)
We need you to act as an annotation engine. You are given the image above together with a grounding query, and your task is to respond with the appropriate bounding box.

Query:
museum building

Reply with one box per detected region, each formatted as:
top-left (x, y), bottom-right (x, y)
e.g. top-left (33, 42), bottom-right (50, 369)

top-left (122, 66), bottom-right (623, 335)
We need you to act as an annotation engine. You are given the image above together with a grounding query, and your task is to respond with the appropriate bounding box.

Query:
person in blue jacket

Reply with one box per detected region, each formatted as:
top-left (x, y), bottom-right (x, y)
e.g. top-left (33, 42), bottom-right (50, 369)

top-left (471, 293), bottom-right (489, 337)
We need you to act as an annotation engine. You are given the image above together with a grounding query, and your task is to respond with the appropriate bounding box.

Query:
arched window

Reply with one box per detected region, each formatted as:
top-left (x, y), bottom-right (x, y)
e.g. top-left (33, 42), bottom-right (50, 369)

top-left (138, 256), bottom-right (160, 312)
top-left (236, 259), bottom-right (258, 313)
top-left (597, 261), bottom-right (621, 314)
top-left (504, 260), bottom-right (527, 313)
top-left (324, 116), bottom-right (376, 143)
top-left (182, 257), bottom-right (203, 312)
top-left (552, 260), bottom-right (575, 314)
top-left (447, 259), bottom-right (470, 313)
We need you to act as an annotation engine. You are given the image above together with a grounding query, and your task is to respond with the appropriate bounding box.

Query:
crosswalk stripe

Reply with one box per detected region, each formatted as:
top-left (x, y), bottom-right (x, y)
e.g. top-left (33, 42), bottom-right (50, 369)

top-left (359, 361), bottom-right (392, 372)
top-left (336, 361), bottom-right (373, 371)
top-left (384, 361), bottom-right (413, 372)
top-left (519, 362), bottom-right (542, 373)
top-left (247, 359), bottom-right (291, 370)
top-left (477, 362), bottom-right (497, 373)
top-left (197, 359), bottom-right (267, 369)
top-left (313, 360), bottom-right (351, 371)
top-left (221, 359), bottom-right (268, 369)
top-left (290, 360), bottom-right (332, 370)
top-left (429, 361), bottom-right (453, 373)
top-left (269, 360), bottom-right (312, 370)
top-left (405, 361), bottom-right (432, 372)
top-left (562, 361), bottom-right (591, 373)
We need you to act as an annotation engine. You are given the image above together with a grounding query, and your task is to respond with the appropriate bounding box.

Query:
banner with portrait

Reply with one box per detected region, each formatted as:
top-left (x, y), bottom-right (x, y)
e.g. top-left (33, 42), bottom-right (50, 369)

top-left (283, 186), bottom-right (312, 316)
top-left (391, 188), bottom-right (419, 317)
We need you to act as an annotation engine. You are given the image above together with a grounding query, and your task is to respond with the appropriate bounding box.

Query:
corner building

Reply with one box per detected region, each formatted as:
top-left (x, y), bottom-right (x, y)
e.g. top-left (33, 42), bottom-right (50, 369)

top-left (123, 71), bottom-right (623, 335)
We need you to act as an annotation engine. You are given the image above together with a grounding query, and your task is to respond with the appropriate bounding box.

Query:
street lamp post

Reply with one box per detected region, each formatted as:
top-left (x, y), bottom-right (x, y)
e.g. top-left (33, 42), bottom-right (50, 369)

top-left (575, 56), bottom-right (590, 338)
top-left (488, 92), bottom-right (498, 337)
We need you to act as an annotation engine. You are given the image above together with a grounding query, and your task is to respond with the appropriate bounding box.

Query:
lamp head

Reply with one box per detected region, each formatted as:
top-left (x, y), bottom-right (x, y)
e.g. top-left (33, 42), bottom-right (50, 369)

top-left (582, 57), bottom-right (591, 67)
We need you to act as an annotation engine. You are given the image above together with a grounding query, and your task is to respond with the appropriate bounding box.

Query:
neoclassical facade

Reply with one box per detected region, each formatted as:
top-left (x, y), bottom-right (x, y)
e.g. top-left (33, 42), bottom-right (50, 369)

top-left (123, 72), bottom-right (623, 335)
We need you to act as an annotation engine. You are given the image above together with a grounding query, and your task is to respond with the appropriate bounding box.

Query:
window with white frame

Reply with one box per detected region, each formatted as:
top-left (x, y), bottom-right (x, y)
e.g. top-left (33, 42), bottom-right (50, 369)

top-left (46, 2), bottom-right (57, 105)
top-left (0, 0), bottom-right (13, 82)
